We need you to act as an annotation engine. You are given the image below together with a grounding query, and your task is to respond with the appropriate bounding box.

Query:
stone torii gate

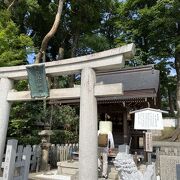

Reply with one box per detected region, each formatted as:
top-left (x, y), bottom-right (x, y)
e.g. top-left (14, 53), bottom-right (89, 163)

top-left (0, 43), bottom-right (135, 180)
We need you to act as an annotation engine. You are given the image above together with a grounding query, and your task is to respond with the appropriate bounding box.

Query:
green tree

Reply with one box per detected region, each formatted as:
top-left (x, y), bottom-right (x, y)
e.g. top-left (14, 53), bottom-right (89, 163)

top-left (116, 0), bottom-right (180, 124)
top-left (157, 61), bottom-right (176, 116)
top-left (3, 0), bottom-right (120, 144)
top-left (8, 101), bottom-right (42, 144)
top-left (0, 10), bottom-right (33, 66)
top-left (77, 1), bottom-right (120, 55)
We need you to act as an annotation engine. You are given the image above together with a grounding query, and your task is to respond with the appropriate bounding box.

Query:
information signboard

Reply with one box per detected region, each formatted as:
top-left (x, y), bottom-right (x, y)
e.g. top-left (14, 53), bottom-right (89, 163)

top-left (134, 110), bottom-right (164, 130)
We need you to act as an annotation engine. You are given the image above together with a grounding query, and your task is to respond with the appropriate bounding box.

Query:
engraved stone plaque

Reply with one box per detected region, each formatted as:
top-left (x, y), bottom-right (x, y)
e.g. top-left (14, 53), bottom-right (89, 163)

top-left (26, 64), bottom-right (49, 98)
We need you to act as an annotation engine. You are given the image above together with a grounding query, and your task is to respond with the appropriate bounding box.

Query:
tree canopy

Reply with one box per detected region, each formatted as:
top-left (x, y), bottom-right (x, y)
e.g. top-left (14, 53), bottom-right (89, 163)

top-left (1, 0), bottom-right (180, 142)
top-left (0, 9), bottom-right (33, 66)
top-left (1, 0), bottom-right (118, 144)
top-left (115, 0), bottom-right (180, 121)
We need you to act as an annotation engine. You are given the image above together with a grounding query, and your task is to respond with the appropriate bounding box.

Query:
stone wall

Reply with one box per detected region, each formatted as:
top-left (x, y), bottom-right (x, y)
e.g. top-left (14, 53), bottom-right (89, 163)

top-left (151, 130), bottom-right (162, 137)
top-left (163, 118), bottom-right (177, 127)
top-left (160, 155), bottom-right (180, 180)
top-left (153, 141), bottom-right (180, 180)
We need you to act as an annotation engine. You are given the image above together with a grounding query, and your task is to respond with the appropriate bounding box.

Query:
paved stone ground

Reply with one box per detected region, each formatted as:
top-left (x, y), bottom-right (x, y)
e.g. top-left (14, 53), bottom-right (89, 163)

top-left (29, 176), bottom-right (118, 180)
top-left (29, 165), bottom-right (119, 180)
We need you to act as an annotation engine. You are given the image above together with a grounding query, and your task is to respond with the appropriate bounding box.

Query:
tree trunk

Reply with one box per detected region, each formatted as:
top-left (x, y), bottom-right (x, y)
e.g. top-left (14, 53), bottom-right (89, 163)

top-left (169, 50), bottom-right (180, 141)
top-left (69, 30), bottom-right (80, 87)
top-left (169, 23), bottom-right (180, 141)
top-left (175, 22), bottom-right (180, 127)
top-left (52, 47), bottom-right (64, 89)
top-left (168, 87), bottom-right (175, 116)
top-left (35, 0), bottom-right (64, 64)
top-left (175, 52), bottom-right (180, 127)
top-left (71, 31), bottom-right (79, 58)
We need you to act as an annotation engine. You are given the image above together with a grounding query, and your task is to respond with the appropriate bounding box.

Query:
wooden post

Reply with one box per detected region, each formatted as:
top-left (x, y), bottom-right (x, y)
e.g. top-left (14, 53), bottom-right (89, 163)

top-left (17, 145), bottom-right (23, 162)
top-left (3, 139), bottom-right (18, 180)
top-left (123, 110), bottom-right (128, 144)
top-left (31, 145), bottom-right (37, 171)
top-left (15, 145), bottom-right (23, 176)
top-left (155, 147), bottom-right (160, 175)
top-left (0, 78), bottom-right (13, 166)
top-left (144, 131), bottom-right (152, 164)
top-left (21, 145), bottom-right (31, 180)
top-left (79, 67), bottom-right (98, 180)
top-left (36, 146), bottom-right (41, 172)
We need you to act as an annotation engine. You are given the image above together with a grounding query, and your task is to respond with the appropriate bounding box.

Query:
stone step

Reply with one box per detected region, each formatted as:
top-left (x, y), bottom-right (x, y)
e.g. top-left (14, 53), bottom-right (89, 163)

top-left (29, 171), bottom-right (78, 180)
top-left (108, 172), bottom-right (118, 180)
top-left (108, 166), bottom-right (119, 180)
top-left (57, 161), bottom-right (78, 175)
top-left (34, 174), bottom-right (75, 180)
top-left (108, 170), bottom-right (118, 180)
top-left (108, 166), bottom-right (118, 173)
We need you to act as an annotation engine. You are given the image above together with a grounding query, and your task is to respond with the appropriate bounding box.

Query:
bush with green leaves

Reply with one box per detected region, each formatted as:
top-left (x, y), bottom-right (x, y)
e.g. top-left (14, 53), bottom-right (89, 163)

top-left (8, 101), bottom-right (79, 145)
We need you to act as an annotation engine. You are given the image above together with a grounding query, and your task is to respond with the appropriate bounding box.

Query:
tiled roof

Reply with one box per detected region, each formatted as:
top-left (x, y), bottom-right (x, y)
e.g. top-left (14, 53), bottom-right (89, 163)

top-left (96, 64), bottom-right (159, 100)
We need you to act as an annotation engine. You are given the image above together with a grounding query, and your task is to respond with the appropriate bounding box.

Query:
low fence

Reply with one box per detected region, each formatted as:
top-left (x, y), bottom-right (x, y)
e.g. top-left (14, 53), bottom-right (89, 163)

top-left (0, 139), bottom-right (40, 180)
top-left (49, 143), bottom-right (79, 167)
top-left (153, 141), bottom-right (180, 180)
top-left (0, 140), bottom-right (79, 179)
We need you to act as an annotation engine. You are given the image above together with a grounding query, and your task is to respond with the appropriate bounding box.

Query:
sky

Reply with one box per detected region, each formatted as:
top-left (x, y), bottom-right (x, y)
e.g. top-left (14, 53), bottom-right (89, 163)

top-left (27, 53), bottom-right (35, 64)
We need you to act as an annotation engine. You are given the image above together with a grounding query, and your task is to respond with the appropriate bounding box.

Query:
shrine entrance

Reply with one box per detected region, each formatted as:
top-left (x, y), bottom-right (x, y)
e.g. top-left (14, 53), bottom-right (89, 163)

top-left (96, 64), bottom-right (160, 150)
top-left (0, 43), bottom-right (135, 180)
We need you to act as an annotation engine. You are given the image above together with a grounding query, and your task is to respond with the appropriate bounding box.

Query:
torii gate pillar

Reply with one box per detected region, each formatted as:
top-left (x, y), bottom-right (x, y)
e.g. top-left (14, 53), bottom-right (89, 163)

top-left (79, 67), bottom-right (98, 180)
top-left (0, 78), bottom-right (13, 166)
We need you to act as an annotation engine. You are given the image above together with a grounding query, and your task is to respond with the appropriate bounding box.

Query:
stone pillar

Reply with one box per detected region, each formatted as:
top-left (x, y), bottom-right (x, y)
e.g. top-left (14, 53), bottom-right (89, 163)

top-left (79, 67), bottom-right (98, 180)
top-left (123, 111), bottom-right (128, 144)
top-left (0, 78), bottom-right (13, 166)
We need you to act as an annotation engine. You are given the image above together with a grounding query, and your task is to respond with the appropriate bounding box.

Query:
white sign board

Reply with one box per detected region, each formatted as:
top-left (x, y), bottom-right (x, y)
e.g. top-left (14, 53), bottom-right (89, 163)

top-left (134, 110), bottom-right (164, 130)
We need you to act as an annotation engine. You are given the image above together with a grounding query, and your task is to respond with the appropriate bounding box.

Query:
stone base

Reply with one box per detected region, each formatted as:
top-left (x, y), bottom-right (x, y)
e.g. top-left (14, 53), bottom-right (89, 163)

top-left (35, 174), bottom-right (76, 180)
top-left (29, 170), bottom-right (77, 180)
top-left (108, 166), bottom-right (118, 180)
top-left (57, 161), bottom-right (79, 175)
top-left (57, 160), bottom-right (119, 180)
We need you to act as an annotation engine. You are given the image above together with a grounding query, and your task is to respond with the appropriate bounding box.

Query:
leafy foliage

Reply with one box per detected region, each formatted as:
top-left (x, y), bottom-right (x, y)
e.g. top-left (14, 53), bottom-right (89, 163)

top-left (8, 99), bottom-right (79, 144)
top-left (0, 0), bottom-right (118, 145)
top-left (52, 105), bottom-right (79, 130)
top-left (115, 0), bottom-right (179, 113)
top-left (116, 0), bottom-right (180, 61)
top-left (0, 10), bottom-right (33, 66)
top-left (8, 101), bottom-right (42, 144)
top-left (5, 0), bottom-right (180, 143)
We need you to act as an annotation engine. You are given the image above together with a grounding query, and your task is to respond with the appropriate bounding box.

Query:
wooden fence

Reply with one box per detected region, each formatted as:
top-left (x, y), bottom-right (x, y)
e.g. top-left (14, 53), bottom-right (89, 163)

top-left (0, 139), bottom-right (41, 180)
top-left (49, 143), bottom-right (79, 167)
top-left (0, 140), bottom-right (79, 179)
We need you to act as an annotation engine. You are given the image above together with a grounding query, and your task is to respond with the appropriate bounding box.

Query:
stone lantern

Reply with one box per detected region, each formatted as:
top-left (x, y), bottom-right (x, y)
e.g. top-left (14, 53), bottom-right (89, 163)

top-left (38, 130), bottom-right (53, 171)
